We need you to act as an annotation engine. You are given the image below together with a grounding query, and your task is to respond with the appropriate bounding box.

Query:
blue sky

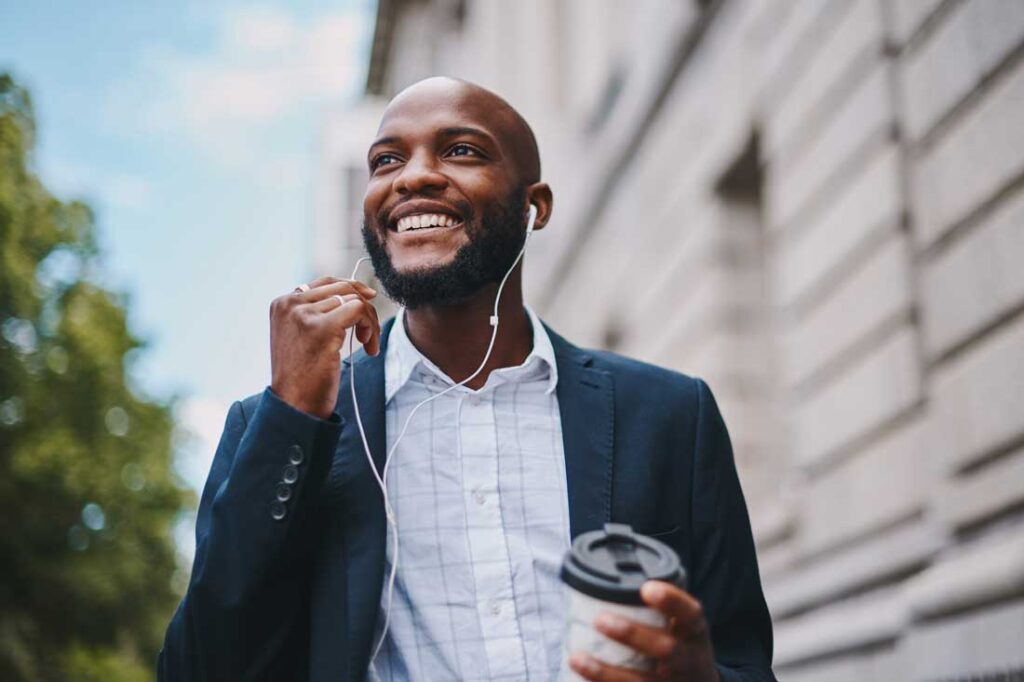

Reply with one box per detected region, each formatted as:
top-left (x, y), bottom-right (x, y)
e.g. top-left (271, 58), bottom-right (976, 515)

top-left (1, 1), bottom-right (375, 520)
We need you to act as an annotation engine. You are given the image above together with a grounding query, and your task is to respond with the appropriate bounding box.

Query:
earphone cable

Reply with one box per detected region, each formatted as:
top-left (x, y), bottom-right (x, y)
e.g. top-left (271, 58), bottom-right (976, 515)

top-left (347, 205), bottom-right (537, 672)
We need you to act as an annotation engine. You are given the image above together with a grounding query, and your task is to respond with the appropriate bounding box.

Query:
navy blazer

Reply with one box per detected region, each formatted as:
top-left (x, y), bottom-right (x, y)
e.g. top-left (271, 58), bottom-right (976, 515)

top-left (160, 319), bottom-right (775, 681)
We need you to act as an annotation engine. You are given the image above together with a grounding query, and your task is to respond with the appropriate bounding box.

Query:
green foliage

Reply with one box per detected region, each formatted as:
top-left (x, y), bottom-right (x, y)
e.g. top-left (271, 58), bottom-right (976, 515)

top-left (0, 73), bottom-right (189, 681)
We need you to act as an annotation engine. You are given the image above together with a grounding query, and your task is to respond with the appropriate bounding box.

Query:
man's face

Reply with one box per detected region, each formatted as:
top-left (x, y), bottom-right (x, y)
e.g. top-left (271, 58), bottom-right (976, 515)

top-left (362, 82), bottom-right (528, 308)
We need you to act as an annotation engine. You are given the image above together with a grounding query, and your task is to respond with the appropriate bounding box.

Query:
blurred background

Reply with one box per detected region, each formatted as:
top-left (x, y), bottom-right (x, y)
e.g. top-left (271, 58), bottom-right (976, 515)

top-left (2, 0), bottom-right (1023, 680)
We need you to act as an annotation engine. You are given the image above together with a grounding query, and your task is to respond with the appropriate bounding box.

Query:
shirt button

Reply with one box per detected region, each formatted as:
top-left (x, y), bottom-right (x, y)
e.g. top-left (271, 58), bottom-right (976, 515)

top-left (474, 490), bottom-right (486, 505)
top-left (490, 601), bottom-right (501, 616)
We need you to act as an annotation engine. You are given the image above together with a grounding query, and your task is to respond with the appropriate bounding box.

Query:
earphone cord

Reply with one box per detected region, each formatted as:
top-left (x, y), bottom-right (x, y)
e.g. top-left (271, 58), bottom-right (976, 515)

top-left (347, 208), bottom-right (536, 674)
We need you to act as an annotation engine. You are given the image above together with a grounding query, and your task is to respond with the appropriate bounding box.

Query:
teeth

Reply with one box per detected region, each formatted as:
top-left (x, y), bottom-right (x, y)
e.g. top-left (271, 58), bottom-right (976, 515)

top-left (396, 213), bottom-right (460, 232)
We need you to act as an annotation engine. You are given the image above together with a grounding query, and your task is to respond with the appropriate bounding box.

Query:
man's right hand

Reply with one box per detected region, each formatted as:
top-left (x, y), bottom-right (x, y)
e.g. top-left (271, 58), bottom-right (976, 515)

top-left (270, 276), bottom-right (381, 420)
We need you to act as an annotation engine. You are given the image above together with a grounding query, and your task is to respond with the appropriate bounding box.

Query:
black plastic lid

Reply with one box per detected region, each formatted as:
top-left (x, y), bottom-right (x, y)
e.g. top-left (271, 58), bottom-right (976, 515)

top-left (560, 523), bottom-right (686, 605)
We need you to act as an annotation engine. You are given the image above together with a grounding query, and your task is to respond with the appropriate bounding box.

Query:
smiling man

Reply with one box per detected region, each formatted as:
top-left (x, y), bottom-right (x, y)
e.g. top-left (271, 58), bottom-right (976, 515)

top-left (159, 77), bottom-right (775, 681)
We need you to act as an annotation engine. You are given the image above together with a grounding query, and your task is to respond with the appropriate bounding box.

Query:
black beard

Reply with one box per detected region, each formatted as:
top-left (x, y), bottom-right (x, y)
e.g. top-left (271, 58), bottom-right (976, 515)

top-left (362, 187), bottom-right (527, 309)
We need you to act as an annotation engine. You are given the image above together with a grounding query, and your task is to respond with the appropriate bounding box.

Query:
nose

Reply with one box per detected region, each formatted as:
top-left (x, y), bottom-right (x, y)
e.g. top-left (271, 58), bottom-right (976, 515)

top-left (394, 150), bottom-right (448, 195)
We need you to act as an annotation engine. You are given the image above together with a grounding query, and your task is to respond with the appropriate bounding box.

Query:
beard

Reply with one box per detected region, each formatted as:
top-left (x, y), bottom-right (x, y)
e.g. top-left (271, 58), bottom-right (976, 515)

top-left (362, 186), bottom-right (528, 309)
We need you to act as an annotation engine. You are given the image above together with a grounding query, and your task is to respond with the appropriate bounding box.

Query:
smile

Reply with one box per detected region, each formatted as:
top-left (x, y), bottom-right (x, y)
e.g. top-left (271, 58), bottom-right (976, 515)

top-left (395, 212), bottom-right (463, 232)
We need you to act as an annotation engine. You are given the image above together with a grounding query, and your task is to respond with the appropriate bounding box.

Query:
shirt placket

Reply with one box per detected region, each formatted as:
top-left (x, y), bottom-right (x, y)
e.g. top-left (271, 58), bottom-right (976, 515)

top-left (458, 388), bottom-right (526, 677)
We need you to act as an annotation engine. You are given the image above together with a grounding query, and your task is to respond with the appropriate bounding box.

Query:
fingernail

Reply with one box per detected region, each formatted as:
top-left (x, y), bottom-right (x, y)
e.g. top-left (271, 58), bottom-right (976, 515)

top-left (595, 613), bottom-right (627, 635)
top-left (569, 652), bottom-right (599, 676)
top-left (642, 581), bottom-right (666, 601)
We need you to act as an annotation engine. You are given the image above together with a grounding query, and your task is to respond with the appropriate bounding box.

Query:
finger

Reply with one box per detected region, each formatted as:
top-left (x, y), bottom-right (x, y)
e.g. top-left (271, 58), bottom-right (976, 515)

top-left (363, 299), bottom-right (381, 355)
top-left (355, 322), bottom-right (371, 345)
top-left (306, 278), bottom-right (377, 302)
top-left (295, 278), bottom-right (376, 303)
top-left (310, 293), bottom-right (360, 313)
top-left (292, 275), bottom-right (338, 293)
top-left (640, 582), bottom-right (707, 640)
top-left (593, 613), bottom-right (677, 659)
top-left (568, 652), bottom-right (658, 682)
top-left (307, 275), bottom-right (341, 288)
top-left (354, 303), bottom-right (381, 356)
top-left (320, 299), bottom-right (379, 347)
top-left (303, 275), bottom-right (373, 290)
top-left (316, 296), bottom-right (376, 355)
top-left (337, 296), bottom-right (381, 356)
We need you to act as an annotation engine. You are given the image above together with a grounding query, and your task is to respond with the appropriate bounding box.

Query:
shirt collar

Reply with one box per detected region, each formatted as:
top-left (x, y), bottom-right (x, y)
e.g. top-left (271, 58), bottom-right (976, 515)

top-left (384, 305), bottom-right (559, 403)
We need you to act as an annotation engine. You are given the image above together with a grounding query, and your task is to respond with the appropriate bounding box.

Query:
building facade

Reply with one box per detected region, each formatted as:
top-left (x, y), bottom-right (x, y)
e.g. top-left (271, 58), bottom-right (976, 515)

top-left (316, 0), bottom-right (1024, 678)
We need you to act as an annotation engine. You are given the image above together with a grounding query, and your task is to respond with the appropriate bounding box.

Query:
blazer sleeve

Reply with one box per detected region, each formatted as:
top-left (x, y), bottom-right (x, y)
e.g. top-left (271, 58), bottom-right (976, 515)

top-left (689, 379), bottom-right (776, 682)
top-left (159, 388), bottom-right (343, 681)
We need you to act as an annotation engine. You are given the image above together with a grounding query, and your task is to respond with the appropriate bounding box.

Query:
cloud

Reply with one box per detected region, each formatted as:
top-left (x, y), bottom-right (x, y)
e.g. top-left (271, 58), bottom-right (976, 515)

top-left (304, 14), bottom-right (364, 97)
top-left (225, 6), bottom-right (298, 53)
top-left (140, 4), bottom-right (368, 166)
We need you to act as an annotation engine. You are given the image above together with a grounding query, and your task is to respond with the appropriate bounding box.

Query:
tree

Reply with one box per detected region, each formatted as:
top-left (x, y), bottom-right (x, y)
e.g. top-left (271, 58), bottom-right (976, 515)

top-left (0, 73), bottom-right (189, 681)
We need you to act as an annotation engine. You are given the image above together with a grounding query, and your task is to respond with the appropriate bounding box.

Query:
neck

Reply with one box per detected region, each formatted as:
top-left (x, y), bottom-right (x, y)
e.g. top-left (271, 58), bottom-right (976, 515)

top-left (401, 269), bottom-right (533, 390)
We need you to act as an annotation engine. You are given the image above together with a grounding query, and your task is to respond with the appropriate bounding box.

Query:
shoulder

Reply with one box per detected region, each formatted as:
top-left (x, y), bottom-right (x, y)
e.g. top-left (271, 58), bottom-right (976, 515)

top-left (589, 347), bottom-right (698, 387)
top-left (237, 392), bottom-right (263, 423)
top-left (590, 348), bottom-right (705, 410)
top-left (543, 320), bottom-right (705, 409)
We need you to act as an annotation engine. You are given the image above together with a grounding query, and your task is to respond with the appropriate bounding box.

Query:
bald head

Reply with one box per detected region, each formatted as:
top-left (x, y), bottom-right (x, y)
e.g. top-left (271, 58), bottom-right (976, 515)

top-left (382, 76), bottom-right (542, 184)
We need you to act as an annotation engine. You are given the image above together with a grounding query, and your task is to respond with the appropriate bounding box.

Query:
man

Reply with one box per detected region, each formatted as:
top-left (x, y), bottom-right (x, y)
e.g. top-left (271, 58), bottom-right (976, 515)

top-left (160, 77), bottom-right (775, 681)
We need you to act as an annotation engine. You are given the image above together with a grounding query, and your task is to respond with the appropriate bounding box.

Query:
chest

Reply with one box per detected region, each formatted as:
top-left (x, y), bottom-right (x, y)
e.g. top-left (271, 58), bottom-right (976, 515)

top-left (379, 383), bottom-right (572, 679)
top-left (384, 382), bottom-right (568, 537)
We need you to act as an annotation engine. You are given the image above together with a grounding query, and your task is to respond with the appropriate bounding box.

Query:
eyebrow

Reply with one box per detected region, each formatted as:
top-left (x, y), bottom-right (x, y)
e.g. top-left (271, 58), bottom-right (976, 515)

top-left (437, 126), bottom-right (497, 145)
top-left (367, 126), bottom-right (499, 153)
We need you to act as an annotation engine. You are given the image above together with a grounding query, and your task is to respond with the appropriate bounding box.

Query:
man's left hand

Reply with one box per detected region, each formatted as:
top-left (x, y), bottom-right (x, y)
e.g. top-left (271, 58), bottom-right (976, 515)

top-left (568, 581), bottom-right (720, 681)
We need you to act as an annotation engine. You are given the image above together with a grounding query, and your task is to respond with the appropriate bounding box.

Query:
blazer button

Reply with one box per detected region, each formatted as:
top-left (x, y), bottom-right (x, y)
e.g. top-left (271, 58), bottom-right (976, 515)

top-left (270, 500), bottom-right (287, 521)
top-left (275, 483), bottom-right (292, 502)
top-left (282, 464), bottom-right (299, 485)
top-left (288, 444), bottom-right (305, 466)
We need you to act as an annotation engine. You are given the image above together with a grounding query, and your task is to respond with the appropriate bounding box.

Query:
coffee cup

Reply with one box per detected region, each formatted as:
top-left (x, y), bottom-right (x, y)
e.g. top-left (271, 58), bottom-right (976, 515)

top-left (559, 523), bottom-right (686, 678)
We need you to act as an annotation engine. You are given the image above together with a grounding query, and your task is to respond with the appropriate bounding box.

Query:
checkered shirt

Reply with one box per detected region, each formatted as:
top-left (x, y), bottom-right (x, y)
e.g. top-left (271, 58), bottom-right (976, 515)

top-left (370, 306), bottom-right (570, 681)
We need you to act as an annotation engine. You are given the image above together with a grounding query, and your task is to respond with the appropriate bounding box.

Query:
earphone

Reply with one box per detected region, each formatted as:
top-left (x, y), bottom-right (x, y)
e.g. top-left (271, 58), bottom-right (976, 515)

top-left (347, 203), bottom-right (538, 673)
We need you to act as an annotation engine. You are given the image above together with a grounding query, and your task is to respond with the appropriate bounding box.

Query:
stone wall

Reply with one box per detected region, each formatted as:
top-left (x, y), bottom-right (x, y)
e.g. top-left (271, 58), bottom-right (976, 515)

top-left (341, 0), bottom-right (1024, 677)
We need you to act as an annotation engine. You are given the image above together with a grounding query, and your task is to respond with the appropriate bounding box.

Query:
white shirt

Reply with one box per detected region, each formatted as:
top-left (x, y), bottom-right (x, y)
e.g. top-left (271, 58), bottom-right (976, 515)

top-left (371, 306), bottom-right (570, 681)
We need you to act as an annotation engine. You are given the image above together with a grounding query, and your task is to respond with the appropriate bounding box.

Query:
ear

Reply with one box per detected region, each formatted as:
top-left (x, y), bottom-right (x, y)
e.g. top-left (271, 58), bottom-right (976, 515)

top-left (525, 183), bottom-right (554, 231)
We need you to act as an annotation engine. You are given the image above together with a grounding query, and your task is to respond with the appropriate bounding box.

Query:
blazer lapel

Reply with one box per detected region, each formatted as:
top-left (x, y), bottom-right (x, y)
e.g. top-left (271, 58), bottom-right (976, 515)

top-left (339, 339), bottom-right (388, 478)
top-left (545, 323), bottom-right (615, 538)
top-left (336, 318), bottom-right (393, 678)
top-left (332, 320), bottom-right (390, 488)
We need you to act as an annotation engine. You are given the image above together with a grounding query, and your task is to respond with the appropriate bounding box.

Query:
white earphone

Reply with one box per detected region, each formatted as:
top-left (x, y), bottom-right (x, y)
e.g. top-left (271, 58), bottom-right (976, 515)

top-left (348, 202), bottom-right (538, 673)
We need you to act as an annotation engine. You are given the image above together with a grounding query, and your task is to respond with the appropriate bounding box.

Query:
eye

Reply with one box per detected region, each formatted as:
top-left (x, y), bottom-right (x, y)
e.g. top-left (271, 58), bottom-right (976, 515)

top-left (370, 153), bottom-right (401, 171)
top-left (447, 143), bottom-right (482, 158)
